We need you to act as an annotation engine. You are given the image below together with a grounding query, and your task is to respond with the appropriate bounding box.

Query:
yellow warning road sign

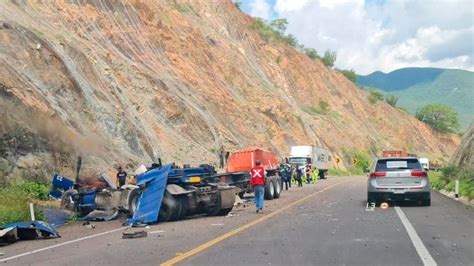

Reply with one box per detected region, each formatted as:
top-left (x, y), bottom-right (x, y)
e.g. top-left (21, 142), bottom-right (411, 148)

top-left (335, 157), bottom-right (341, 164)
top-left (352, 159), bottom-right (357, 165)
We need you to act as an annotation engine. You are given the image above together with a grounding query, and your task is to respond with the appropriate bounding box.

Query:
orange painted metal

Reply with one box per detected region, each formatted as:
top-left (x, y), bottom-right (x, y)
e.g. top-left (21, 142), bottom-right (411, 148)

top-left (226, 147), bottom-right (279, 172)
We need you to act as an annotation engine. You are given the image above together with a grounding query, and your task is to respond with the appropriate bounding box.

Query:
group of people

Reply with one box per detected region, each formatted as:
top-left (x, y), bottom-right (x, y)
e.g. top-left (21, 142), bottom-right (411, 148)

top-left (279, 164), bottom-right (319, 188)
top-left (250, 162), bottom-right (321, 213)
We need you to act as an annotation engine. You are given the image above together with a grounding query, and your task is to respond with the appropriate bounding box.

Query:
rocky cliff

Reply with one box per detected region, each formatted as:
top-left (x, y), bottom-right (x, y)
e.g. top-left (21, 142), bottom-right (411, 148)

top-left (450, 124), bottom-right (473, 171)
top-left (0, 0), bottom-right (460, 178)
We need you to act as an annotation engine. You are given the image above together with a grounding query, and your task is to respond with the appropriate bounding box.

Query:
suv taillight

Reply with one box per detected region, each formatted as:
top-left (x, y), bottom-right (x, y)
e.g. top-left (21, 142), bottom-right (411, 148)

top-left (411, 170), bottom-right (427, 177)
top-left (370, 171), bottom-right (386, 178)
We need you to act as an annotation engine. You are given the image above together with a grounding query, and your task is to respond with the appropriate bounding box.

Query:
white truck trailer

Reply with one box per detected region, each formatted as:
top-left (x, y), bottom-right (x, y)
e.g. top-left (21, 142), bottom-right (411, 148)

top-left (288, 145), bottom-right (332, 179)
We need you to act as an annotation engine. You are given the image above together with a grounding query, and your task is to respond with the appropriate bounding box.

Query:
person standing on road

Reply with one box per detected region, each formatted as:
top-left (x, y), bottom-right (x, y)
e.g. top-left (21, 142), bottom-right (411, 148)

top-left (279, 164), bottom-right (291, 190)
top-left (305, 165), bottom-right (312, 184)
top-left (296, 167), bottom-right (303, 187)
top-left (250, 160), bottom-right (266, 213)
top-left (116, 166), bottom-right (127, 188)
top-left (312, 167), bottom-right (319, 184)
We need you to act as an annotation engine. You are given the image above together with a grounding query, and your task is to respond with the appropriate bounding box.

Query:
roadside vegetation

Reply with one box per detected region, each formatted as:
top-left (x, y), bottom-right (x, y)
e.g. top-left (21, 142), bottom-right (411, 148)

top-left (368, 89), bottom-right (384, 104)
top-left (249, 18), bottom-right (354, 78)
top-left (330, 149), bottom-right (372, 176)
top-left (429, 165), bottom-right (474, 200)
top-left (0, 181), bottom-right (49, 226)
top-left (415, 103), bottom-right (461, 133)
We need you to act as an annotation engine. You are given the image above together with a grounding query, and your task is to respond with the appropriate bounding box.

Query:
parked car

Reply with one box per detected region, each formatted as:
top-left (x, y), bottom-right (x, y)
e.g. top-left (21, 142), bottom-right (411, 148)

top-left (367, 157), bottom-right (430, 206)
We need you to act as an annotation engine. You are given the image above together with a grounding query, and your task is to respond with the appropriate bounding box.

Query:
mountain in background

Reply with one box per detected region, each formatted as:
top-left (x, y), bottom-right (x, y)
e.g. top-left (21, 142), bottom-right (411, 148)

top-left (357, 67), bottom-right (474, 131)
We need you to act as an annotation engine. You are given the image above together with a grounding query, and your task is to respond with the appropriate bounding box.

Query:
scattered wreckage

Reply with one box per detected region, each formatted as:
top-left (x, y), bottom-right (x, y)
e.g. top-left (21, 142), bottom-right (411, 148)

top-left (50, 161), bottom-right (236, 225)
top-left (0, 221), bottom-right (60, 246)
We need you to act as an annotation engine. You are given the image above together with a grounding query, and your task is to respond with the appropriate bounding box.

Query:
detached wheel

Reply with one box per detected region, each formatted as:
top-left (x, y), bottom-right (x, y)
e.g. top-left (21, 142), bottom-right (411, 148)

top-left (159, 192), bottom-right (177, 222)
top-left (264, 180), bottom-right (275, 200)
top-left (60, 189), bottom-right (78, 211)
top-left (272, 179), bottom-right (281, 199)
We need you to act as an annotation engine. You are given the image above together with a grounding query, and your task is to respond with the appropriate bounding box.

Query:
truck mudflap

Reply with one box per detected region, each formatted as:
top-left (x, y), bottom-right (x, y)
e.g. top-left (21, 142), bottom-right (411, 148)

top-left (127, 164), bottom-right (172, 226)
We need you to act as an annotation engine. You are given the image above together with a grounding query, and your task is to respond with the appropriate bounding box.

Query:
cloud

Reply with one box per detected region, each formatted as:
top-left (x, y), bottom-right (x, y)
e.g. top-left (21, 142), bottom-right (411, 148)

top-left (241, 0), bottom-right (474, 74)
top-left (248, 0), bottom-right (273, 20)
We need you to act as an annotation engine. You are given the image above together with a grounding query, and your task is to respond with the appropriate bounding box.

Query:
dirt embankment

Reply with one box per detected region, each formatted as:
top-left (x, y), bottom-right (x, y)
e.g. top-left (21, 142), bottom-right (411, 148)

top-left (0, 0), bottom-right (460, 180)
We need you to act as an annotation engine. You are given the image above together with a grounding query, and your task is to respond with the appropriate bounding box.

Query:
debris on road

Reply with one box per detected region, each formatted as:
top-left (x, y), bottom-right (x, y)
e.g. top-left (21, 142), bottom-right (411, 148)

top-left (122, 230), bottom-right (147, 239)
top-left (82, 221), bottom-right (95, 229)
top-left (0, 221), bottom-right (60, 246)
top-left (84, 210), bottom-right (119, 221)
top-left (211, 223), bottom-right (224, 226)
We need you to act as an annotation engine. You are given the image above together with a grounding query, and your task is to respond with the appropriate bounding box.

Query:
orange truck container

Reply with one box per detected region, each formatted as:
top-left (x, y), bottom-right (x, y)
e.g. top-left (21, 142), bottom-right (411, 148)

top-left (226, 147), bottom-right (279, 172)
top-left (382, 150), bottom-right (417, 158)
top-left (211, 147), bottom-right (282, 200)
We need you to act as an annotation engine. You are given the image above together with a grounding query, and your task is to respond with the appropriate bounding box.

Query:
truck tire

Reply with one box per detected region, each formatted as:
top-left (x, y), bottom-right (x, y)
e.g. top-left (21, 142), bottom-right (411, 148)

top-left (272, 179), bottom-right (281, 199)
top-left (60, 189), bottom-right (78, 211)
top-left (217, 207), bottom-right (233, 216)
top-left (159, 192), bottom-right (177, 222)
top-left (171, 196), bottom-right (188, 221)
top-left (207, 191), bottom-right (222, 216)
top-left (264, 180), bottom-right (275, 200)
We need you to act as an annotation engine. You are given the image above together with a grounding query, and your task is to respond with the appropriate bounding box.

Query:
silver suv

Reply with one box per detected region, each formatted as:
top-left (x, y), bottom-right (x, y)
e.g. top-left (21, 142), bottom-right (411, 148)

top-left (367, 157), bottom-right (431, 206)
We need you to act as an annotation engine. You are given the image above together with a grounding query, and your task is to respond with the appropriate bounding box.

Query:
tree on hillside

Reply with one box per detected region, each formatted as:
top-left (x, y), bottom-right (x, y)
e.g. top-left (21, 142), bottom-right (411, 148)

top-left (321, 50), bottom-right (337, 68)
top-left (269, 18), bottom-right (288, 36)
top-left (338, 69), bottom-right (357, 82)
top-left (304, 48), bottom-right (319, 60)
top-left (415, 103), bottom-right (460, 133)
top-left (385, 94), bottom-right (399, 107)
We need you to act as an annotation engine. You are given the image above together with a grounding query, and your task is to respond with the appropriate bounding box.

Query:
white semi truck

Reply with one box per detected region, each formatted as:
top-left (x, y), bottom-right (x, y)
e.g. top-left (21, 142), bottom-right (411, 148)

top-left (289, 145), bottom-right (332, 179)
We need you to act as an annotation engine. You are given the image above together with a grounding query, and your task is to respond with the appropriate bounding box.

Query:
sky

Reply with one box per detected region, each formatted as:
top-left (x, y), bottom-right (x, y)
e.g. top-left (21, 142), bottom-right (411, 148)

top-left (239, 0), bottom-right (474, 75)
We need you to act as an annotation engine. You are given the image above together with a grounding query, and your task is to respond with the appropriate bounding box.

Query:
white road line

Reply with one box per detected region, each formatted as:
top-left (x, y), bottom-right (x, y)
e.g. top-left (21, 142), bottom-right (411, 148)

top-left (395, 206), bottom-right (437, 266)
top-left (149, 230), bottom-right (165, 234)
top-left (0, 226), bottom-right (128, 263)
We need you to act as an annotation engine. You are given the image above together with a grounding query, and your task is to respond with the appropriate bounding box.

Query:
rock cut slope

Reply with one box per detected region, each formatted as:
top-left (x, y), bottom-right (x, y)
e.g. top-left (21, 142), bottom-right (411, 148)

top-left (0, 0), bottom-right (460, 170)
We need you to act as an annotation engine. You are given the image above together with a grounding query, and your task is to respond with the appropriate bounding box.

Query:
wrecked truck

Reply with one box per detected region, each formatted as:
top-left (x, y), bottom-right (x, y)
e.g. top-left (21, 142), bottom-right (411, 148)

top-left (55, 163), bottom-right (236, 224)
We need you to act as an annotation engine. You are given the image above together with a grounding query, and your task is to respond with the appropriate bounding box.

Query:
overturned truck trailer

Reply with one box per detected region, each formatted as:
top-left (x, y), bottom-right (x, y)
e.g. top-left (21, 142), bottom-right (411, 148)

top-left (58, 163), bottom-right (236, 225)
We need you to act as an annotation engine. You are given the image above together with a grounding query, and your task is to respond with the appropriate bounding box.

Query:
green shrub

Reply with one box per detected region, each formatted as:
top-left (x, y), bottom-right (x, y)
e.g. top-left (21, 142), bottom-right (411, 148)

top-left (338, 69), bottom-right (357, 83)
top-left (368, 89), bottom-right (384, 104)
top-left (319, 100), bottom-right (330, 114)
top-left (385, 94), bottom-right (399, 107)
top-left (304, 48), bottom-right (319, 60)
top-left (430, 166), bottom-right (474, 199)
top-left (321, 50), bottom-right (337, 68)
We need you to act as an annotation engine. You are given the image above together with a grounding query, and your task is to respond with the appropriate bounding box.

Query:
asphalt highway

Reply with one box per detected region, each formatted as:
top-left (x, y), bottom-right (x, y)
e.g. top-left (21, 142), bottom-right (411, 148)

top-left (1, 176), bottom-right (473, 266)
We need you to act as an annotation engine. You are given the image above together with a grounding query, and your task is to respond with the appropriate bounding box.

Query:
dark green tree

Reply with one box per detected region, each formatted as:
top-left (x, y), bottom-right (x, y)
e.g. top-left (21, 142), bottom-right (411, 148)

top-left (415, 103), bottom-right (460, 133)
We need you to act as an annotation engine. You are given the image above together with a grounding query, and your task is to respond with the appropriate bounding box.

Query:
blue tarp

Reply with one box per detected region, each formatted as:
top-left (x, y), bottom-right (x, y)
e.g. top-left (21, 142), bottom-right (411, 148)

top-left (127, 164), bottom-right (172, 226)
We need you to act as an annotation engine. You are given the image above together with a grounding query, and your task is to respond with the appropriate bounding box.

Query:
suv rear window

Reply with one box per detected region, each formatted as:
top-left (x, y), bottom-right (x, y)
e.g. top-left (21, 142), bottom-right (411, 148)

top-left (375, 158), bottom-right (422, 172)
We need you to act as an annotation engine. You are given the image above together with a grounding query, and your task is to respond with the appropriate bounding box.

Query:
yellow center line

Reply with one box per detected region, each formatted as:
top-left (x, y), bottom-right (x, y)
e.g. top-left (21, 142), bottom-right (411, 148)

top-left (160, 177), bottom-right (352, 266)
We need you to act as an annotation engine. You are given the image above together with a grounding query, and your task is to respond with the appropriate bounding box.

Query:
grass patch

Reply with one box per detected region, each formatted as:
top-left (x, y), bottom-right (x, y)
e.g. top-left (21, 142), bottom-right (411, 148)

top-left (328, 167), bottom-right (365, 176)
top-left (0, 181), bottom-right (49, 226)
top-left (302, 100), bottom-right (331, 116)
